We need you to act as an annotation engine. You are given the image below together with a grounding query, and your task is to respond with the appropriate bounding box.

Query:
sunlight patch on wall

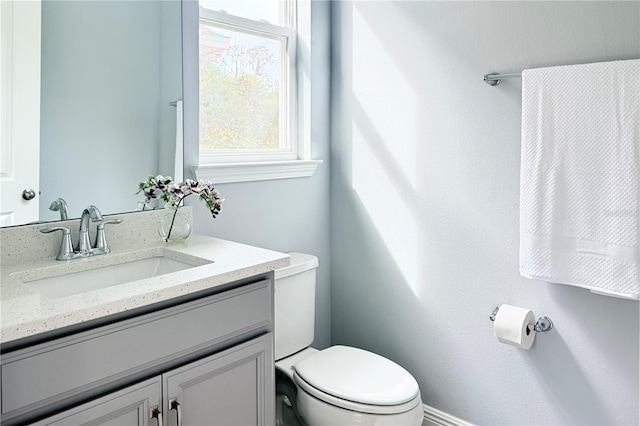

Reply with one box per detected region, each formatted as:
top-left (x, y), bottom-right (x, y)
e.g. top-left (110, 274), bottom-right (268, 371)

top-left (352, 124), bottom-right (419, 295)
top-left (352, 6), bottom-right (417, 189)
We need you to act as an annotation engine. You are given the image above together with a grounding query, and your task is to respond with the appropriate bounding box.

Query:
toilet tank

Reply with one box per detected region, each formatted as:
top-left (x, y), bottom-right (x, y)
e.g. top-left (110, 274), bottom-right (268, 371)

top-left (274, 253), bottom-right (319, 360)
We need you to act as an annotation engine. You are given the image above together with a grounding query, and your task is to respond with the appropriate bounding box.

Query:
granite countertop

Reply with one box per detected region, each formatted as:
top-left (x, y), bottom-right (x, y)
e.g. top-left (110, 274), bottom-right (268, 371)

top-left (0, 234), bottom-right (289, 344)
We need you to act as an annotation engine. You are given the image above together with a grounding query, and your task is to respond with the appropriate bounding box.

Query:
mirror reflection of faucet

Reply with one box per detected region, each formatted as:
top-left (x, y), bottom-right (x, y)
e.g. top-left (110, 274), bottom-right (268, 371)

top-left (40, 206), bottom-right (122, 261)
top-left (48, 198), bottom-right (69, 221)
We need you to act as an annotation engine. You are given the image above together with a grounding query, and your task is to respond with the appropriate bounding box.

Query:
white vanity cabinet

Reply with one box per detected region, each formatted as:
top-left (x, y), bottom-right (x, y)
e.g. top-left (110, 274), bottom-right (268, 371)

top-left (0, 277), bottom-right (275, 426)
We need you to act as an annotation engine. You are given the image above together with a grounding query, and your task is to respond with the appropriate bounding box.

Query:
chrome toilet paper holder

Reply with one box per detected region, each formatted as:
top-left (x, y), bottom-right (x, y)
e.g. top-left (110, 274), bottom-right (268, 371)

top-left (489, 306), bottom-right (553, 333)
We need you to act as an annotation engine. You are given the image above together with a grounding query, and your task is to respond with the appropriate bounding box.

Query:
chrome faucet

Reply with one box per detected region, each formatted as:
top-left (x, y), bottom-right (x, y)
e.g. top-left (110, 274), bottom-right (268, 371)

top-left (76, 205), bottom-right (103, 253)
top-left (41, 205), bottom-right (122, 261)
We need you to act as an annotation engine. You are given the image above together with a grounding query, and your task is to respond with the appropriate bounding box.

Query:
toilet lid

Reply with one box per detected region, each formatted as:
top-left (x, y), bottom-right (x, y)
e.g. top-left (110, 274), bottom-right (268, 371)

top-left (293, 346), bottom-right (419, 406)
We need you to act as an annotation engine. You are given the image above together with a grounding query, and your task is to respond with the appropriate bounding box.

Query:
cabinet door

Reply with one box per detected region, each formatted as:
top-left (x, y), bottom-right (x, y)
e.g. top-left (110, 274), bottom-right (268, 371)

top-left (163, 334), bottom-right (274, 426)
top-left (32, 378), bottom-right (162, 426)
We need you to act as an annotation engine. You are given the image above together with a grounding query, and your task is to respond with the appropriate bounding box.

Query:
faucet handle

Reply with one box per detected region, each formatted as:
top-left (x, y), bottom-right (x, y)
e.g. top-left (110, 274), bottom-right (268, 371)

top-left (94, 219), bottom-right (122, 253)
top-left (97, 219), bottom-right (123, 230)
top-left (40, 226), bottom-right (70, 234)
top-left (40, 226), bottom-right (75, 261)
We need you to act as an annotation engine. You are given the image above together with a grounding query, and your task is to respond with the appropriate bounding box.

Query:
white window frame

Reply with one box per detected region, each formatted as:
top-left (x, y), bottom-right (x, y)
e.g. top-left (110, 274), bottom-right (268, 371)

top-left (193, 1), bottom-right (321, 184)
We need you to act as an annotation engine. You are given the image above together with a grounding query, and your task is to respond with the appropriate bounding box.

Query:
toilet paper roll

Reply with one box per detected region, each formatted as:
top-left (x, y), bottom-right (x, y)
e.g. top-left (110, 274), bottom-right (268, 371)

top-left (493, 304), bottom-right (536, 350)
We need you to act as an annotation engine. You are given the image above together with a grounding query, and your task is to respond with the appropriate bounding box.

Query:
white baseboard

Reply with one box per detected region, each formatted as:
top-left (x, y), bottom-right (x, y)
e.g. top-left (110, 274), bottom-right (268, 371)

top-left (423, 404), bottom-right (473, 426)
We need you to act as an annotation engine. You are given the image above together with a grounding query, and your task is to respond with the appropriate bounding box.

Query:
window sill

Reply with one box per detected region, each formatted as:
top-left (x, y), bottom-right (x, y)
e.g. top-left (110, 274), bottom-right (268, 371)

top-left (191, 160), bottom-right (322, 184)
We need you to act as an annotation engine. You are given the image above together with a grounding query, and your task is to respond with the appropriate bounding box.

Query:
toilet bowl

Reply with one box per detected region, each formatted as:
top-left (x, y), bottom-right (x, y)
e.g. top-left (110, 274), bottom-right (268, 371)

top-left (274, 253), bottom-right (423, 426)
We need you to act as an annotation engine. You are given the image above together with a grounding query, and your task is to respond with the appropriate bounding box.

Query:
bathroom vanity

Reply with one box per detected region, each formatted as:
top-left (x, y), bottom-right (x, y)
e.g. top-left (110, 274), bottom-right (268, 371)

top-left (0, 210), bottom-right (289, 425)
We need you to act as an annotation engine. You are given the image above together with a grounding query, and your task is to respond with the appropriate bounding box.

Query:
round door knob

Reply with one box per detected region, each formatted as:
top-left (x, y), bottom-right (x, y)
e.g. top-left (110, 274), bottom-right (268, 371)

top-left (22, 188), bottom-right (36, 200)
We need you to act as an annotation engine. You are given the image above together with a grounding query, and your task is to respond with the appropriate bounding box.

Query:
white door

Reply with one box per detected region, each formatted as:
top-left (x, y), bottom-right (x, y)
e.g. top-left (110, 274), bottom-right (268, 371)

top-left (0, 0), bottom-right (40, 227)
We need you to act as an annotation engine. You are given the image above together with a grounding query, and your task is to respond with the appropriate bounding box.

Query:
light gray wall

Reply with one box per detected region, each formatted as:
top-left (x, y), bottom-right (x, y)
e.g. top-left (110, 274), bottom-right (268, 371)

top-left (40, 0), bottom-right (181, 220)
top-left (182, 1), bottom-right (332, 349)
top-left (330, 1), bottom-right (639, 424)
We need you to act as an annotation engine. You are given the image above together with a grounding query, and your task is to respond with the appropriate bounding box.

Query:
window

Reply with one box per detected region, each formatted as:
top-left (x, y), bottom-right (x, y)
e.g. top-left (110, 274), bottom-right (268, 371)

top-left (194, 0), bottom-right (320, 183)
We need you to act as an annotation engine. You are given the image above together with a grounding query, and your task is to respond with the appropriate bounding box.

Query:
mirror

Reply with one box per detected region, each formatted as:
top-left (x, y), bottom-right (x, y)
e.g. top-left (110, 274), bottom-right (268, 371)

top-left (0, 0), bottom-right (182, 227)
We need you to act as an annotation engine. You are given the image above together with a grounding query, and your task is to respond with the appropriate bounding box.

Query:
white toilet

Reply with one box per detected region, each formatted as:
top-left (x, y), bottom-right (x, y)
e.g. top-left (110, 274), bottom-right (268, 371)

top-left (274, 253), bottom-right (424, 426)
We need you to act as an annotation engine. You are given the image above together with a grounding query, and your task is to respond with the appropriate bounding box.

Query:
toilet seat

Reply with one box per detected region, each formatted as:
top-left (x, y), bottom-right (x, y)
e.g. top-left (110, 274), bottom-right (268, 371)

top-left (292, 346), bottom-right (421, 415)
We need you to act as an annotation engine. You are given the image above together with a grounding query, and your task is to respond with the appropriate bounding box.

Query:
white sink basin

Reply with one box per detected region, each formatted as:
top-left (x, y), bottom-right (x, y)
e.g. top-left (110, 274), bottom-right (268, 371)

top-left (17, 254), bottom-right (210, 299)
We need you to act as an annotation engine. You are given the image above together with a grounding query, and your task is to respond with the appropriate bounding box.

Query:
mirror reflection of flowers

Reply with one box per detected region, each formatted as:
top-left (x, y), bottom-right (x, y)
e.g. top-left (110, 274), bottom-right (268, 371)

top-left (137, 175), bottom-right (224, 241)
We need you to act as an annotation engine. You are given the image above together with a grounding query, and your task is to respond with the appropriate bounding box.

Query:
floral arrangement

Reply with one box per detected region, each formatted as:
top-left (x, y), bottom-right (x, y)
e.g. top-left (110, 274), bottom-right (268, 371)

top-left (137, 175), bottom-right (224, 241)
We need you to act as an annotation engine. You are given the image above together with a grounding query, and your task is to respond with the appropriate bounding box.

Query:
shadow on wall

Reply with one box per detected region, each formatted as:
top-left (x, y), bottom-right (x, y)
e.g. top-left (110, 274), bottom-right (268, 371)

top-left (527, 283), bottom-right (640, 425)
top-left (524, 331), bottom-right (608, 425)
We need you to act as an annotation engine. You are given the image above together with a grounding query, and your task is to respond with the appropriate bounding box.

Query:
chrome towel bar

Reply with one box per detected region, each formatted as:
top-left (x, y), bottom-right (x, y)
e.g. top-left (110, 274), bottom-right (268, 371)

top-left (483, 72), bottom-right (522, 86)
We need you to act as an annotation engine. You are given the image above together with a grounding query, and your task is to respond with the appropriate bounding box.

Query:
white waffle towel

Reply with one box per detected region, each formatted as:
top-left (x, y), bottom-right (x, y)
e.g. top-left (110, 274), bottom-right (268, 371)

top-left (519, 59), bottom-right (639, 300)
